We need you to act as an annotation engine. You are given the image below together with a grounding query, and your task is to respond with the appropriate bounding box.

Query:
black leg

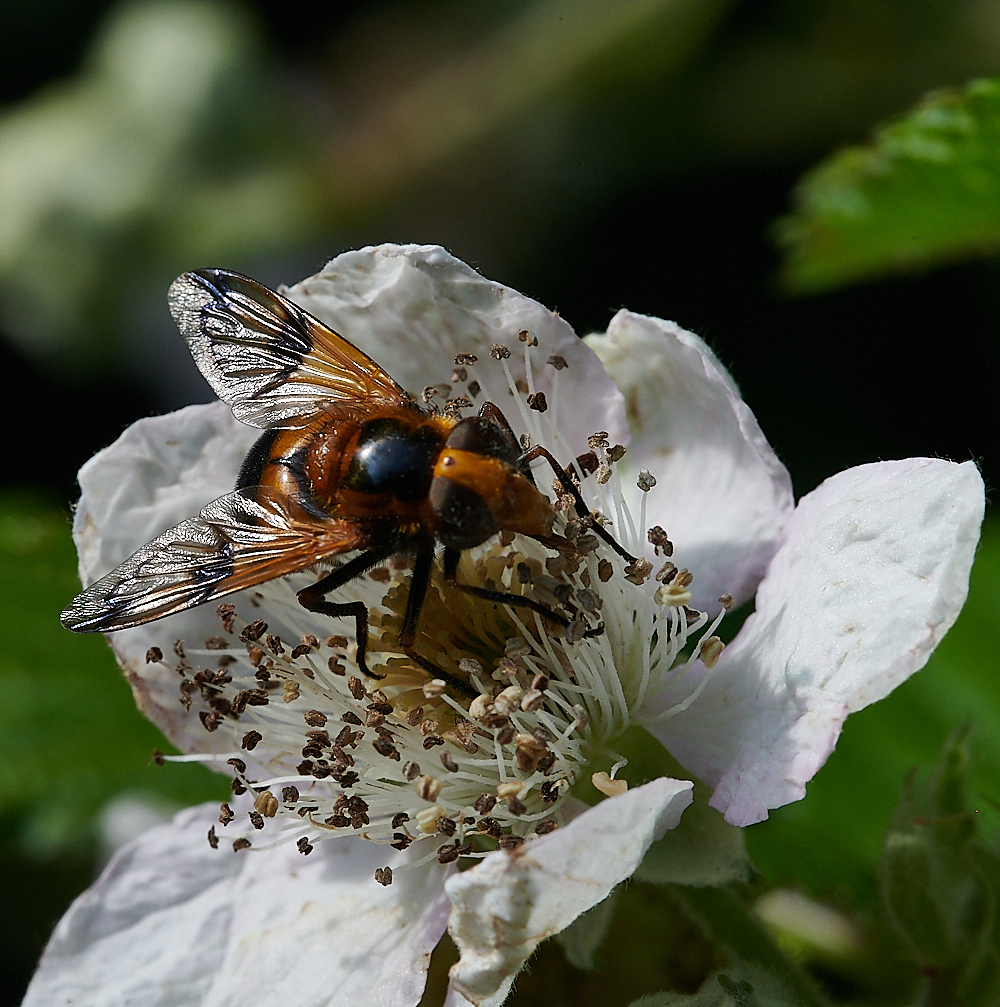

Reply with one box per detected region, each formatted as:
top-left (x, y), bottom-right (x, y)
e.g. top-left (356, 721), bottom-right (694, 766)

top-left (399, 541), bottom-right (478, 699)
top-left (443, 546), bottom-right (571, 628)
top-left (296, 546), bottom-right (395, 679)
top-left (519, 444), bottom-right (636, 563)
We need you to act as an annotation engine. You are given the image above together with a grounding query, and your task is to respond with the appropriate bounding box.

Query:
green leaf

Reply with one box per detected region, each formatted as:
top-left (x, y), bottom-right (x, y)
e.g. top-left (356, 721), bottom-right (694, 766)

top-left (555, 887), bottom-right (622, 970)
top-left (776, 77), bottom-right (1000, 293)
top-left (629, 963), bottom-right (804, 1007)
top-left (0, 490), bottom-right (227, 855)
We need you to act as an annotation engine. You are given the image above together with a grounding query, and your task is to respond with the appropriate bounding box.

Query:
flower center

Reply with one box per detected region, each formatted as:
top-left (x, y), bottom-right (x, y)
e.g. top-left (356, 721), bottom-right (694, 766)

top-left (159, 335), bottom-right (729, 880)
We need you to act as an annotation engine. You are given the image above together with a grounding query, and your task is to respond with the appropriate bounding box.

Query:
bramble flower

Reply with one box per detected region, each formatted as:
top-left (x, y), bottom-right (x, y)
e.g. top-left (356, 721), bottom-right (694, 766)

top-left (28, 245), bottom-right (984, 1007)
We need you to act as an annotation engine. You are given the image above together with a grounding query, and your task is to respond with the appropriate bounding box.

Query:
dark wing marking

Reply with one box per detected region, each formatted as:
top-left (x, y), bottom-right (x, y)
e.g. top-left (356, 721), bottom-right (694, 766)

top-left (168, 268), bottom-right (411, 429)
top-left (61, 487), bottom-right (366, 634)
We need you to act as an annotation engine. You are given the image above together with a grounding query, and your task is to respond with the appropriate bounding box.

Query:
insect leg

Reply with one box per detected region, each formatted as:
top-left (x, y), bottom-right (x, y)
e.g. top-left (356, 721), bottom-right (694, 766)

top-left (399, 541), bottom-right (478, 700)
top-left (297, 546), bottom-right (395, 679)
top-left (519, 444), bottom-right (636, 563)
top-left (442, 546), bottom-right (575, 628)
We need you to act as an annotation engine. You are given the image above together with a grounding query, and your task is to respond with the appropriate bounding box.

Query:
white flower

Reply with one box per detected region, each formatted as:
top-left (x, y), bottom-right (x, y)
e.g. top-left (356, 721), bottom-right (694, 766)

top-left (27, 245), bottom-right (984, 1007)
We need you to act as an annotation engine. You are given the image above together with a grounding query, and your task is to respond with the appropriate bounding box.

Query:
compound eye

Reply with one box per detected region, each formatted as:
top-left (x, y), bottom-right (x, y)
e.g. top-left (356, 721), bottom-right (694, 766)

top-left (445, 417), bottom-right (519, 466)
top-left (429, 476), bottom-right (497, 551)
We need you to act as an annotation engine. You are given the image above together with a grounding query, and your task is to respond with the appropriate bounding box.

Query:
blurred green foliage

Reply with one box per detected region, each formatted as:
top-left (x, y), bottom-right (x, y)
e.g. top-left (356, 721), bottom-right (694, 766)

top-left (778, 77), bottom-right (1000, 291)
top-left (0, 490), bottom-right (226, 857)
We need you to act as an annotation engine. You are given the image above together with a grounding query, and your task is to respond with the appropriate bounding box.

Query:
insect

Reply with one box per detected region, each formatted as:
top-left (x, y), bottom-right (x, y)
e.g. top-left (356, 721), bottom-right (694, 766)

top-left (61, 269), bottom-right (633, 696)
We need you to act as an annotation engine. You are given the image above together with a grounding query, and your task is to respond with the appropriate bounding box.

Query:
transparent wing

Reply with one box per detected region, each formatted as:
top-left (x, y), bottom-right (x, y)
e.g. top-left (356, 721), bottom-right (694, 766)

top-left (61, 487), bottom-right (365, 633)
top-left (168, 268), bottom-right (411, 429)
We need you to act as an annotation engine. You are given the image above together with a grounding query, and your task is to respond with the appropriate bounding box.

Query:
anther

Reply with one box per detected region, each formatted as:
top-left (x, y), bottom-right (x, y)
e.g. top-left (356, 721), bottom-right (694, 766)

top-left (282, 786), bottom-right (299, 804)
top-left (527, 392), bottom-right (547, 412)
top-left (454, 352), bottom-right (478, 366)
top-left (422, 679), bottom-right (447, 699)
top-left (297, 838), bottom-right (313, 856)
top-left (403, 761), bottom-right (421, 781)
top-left (283, 681), bottom-right (300, 703)
top-left (547, 354), bottom-right (567, 370)
top-left (304, 710), bottom-right (327, 727)
top-left (624, 558), bottom-right (653, 585)
top-left (592, 772), bottom-right (628, 798)
top-left (374, 867), bottom-right (393, 886)
top-left (348, 677), bottom-right (365, 700)
top-left (145, 647), bottom-right (163, 664)
top-left (490, 344), bottom-right (511, 360)
top-left (207, 826), bottom-right (219, 849)
top-left (637, 469), bottom-right (657, 491)
top-left (415, 805), bottom-right (445, 833)
top-left (698, 636), bottom-right (725, 669)
top-left (719, 593), bottom-right (734, 611)
top-left (219, 803), bottom-right (234, 825)
top-left (233, 838), bottom-right (251, 852)
top-left (416, 775), bottom-right (443, 802)
top-left (254, 791), bottom-right (279, 818)
top-left (242, 731), bottom-right (262, 751)
top-left (216, 603), bottom-right (236, 634)
top-left (248, 811), bottom-right (265, 830)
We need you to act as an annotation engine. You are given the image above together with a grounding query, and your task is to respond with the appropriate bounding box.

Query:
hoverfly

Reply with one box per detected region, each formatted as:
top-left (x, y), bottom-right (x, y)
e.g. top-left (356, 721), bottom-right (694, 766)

top-left (61, 269), bottom-right (633, 696)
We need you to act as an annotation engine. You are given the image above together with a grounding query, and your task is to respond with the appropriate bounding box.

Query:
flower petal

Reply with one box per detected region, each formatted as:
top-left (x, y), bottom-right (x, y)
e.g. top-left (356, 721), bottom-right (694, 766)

top-left (586, 311), bottom-right (794, 609)
top-left (445, 778), bottom-right (693, 1006)
top-left (285, 244), bottom-right (629, 456)
top-left (646, 458), bottom-right (985, 826)
top-left (25, 802), bottom-right (449, 1007)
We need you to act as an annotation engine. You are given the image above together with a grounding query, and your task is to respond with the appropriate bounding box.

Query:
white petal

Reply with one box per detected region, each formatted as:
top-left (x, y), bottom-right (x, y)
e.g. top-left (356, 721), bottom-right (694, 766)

top-left (26, 802), bottom-right (449, 1007)
top-left (646, 458), bottom-right (985, 827)
top-left (285, 244), bottom-right (629, 457)
top-left (585, 311), bottom-right (793, 609)
top-left (73, 403), bottom-right (258, 752)
top-left (445, 778), bottom-right (693, 1006)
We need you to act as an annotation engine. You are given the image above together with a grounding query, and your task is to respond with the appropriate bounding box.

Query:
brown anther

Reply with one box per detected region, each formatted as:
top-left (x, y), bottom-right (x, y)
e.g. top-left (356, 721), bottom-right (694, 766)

top-left (248, 811), bottom-right (264, 830)
top-left (368, 690), bottom-right (393, 715)
top-left (575, 588), bottom-right (602, 613)
top-left (575, 451), bottom-right (599, 477)
top-left (416, 775), bottom-right (442, 802)
top-left (374, 737), bottom-right (401, 761)
top-left (233, 838), bottom-right (251, 852)
top-left (304, 710), bottom-right (327, 728)
top-left (537, 819), bottom-right (559, 835)
top-left (215, 602), bottom-right (236, 634)
top-left (458, 657), bottom-right (483, 678)
top-left (403, 761), bottom-right (421, 781)
top-left (647, 526), bottom-right (673, 556)
top-left (246, 689), bottom-right (270, 706)
top-left (473, 793), bottom-right (497, 814)
top-left (537, 751), bottom-right (557, 775)
top-left (436, 816), bottom-right (457, 837)
top-left (368, 566), bottom-right (391, 583)
top-left (341, 711), bottom-right (363, 726)
top-left (423, 735), bottom-right (445, 750)
top-left (240, 620), bottom-right (267, 643)
top-left (297, 760), bottom-right (315, 776)
top-left (520, 690), bottom-right (544, 713)
top-left (493, 656), bottom-right (519, 680)
top-left (325, 635), bottom-right (348, 649)
top-left (254, 791), bottom-right (279, 818)
top-left (282, 786), bottom-right (299, 804)
top-left (467, 380), bottom-right (481, 398)
top-left (496, 724), bottom-right (516, 745)
top-left (265, 634), bottom-right (284, 656)
top-left (247, 646), bottom-right (264, 665)
top-left (566, 619), bottom-right (587, 644)
top-left (145, 647), bottom-right (163, 664)
top-left (446, 396), bottom-right (473, 411)
top-left (526, 392), bottom-right (548, 412)
top-left (587, 431), bottom-right (609, 451)
top-left (219, 803), bottom-right (235, 826)
top-left (498, 834), bottom-right (525, 850)
top-left (437, 842), bottom-right (462, 864)
top-left (151, 749), bottom-right (165, 766)
top-left (490, 343), bottom-right (511, 360)
top-left (199, 710), bottom-right (223, 733)
top-left (451, 366), bottom-right (468, 383)
top-left (636, 469), bottom-right (657, 491)
top-left (454, 718), bottom-right (476, 743)
top-left (391, 812), bottom-right (410, 829)
top-left (624, 558), bottom-right (653, 585)
top-left (283, 681), bottom-right (300, 703)
top-left (540, 780), bottom-right (561, 803)
top-left (507, 795), bottom-right (527, 816)
top-left (391, 833), bottom-right (413, 850)
top-left (719, 593), bottom-right (735, 611)
top-left (547, 354), bottom-right (568, 370)
top-left (348, 677), bottom-right (365, 700)
top-left (374, 866), bottom-right (393, 886)
top-left (595, 559), bottom-right (612, 584)
top-left (531, 673), bottom-right (550, 692)
top-left (420, 719), bottom-right (440, 736)
top-left (656, 561), bottom-right (676, 583)
top-left (454, 352), bottom-right (478, 366)
top-left (440, 752), bottom-right (459, 773)
top-left (297, 838), bottom-right (313, 856)
top-left (241, 730), bottom-right (262, 751)
top-left (406, 706), bottom-right (425, 726)
top-left (606, 443), bottom-right (625, 463)
top-left (173, 639), bottom-right (185, 659)
top-left (421, 385), bottom-right (439, 403)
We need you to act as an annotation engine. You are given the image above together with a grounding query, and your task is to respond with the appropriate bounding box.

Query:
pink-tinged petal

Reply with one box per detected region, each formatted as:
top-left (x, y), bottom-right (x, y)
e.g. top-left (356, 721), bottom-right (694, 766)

top-left (73, 403), bottom-right (257, 753)
top-left (586, 311), bottom-right (793, 609)
top-left (646, 458), bottom-right (985, 827)
top-left (285, 244), bottom-right (628, 457)
top-left (25, 802), bottom-right (449, 1007)
top-left (445, 778), bottom-right (693, 1006)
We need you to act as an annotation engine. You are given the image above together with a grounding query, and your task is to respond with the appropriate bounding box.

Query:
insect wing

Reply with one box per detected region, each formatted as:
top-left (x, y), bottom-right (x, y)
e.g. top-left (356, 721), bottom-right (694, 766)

top-left (61, 487), bottom-right (365, 633)
top-left (168, 268), bottom-right (410, 429)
